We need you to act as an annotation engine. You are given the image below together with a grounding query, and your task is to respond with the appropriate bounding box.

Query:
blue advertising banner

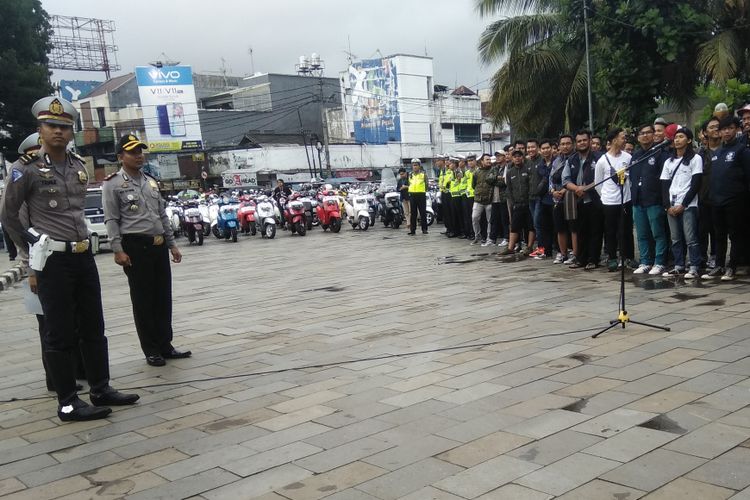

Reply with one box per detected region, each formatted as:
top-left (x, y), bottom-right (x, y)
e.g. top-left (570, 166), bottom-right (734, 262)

top-left (59, 80), bottom-right (101, 102)
top-left (348, 58), bottom-right (400, 144)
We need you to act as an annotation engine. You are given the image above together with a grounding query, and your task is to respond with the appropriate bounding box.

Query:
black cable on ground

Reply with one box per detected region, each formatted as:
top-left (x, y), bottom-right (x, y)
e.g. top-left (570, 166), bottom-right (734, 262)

top-left (0, 325), bottom-right (635, 403)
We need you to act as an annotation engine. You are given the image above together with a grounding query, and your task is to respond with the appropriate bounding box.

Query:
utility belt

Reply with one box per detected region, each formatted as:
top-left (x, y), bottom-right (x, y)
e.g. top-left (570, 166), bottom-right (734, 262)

top-left (26, 228), bottom-right (91, 271)
top-left (122, 234), bottom-right (165, 246)
top-left (48, 239), bottom-right (91, 254)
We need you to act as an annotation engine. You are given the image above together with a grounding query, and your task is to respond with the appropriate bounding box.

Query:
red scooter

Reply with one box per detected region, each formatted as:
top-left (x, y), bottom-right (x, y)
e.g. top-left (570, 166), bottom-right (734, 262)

top-left (316, 190), bottom-right (342, 233)
top-left (238, 197), bottom-right (257, 235)
top-left (280, 193), bottom-right (307, 236)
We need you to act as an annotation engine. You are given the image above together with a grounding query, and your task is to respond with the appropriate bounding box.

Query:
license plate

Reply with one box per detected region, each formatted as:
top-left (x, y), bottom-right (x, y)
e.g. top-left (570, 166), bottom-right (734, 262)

top-left (90, 216), bottom-right (104, 223)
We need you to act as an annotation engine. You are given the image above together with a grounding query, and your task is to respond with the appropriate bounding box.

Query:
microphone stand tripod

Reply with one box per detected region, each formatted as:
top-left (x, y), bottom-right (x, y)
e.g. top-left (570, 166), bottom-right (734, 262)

top-left (586, 144), bottom-right (671, 338)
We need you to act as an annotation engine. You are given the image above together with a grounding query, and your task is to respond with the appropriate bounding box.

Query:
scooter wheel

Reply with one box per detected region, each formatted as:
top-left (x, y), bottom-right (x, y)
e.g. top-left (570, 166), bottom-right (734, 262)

top-left (331, 219), bottom-right (341, 233)
top-left (392, 218), bottom-right (401, 229)
top-left (250, 225), bottom-right (257, 236)
top-left (231, 228), bottom-right (238, 242)
top-left (266, 224), bottom-right (276, 239)
top-left (197, 231), bottom-right (204, 246)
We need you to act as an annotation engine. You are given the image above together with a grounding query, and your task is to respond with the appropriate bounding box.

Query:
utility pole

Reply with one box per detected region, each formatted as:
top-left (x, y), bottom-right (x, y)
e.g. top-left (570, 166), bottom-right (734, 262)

top-left (297, 107), bottom-right (313, 178)
top-left (583, 0), bottom-right (594, 132)
top-left (319, 77), bottom-right (332, 178)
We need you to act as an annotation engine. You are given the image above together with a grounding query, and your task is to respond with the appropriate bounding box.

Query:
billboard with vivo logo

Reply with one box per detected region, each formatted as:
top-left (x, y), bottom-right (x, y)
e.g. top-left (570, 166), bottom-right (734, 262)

top-left (135, 65), bottom-right (203, 152)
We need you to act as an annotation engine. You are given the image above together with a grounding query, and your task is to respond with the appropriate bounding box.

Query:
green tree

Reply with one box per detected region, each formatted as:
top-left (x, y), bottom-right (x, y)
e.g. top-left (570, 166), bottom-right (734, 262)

top-left (477, 0), bottom-right (712, 136)
top-left (0, 0), bottom-right (53, 161)
top-left (696, 0), bottom-right (750, 83)
top-left (696, 79), bottom-right (750, 125)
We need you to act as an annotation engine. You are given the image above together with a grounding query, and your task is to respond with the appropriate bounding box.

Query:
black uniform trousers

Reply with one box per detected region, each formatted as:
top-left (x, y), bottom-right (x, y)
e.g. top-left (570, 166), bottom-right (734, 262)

top-left (712, 200), bottom-right (748, 270)
top-left (463, 196), bottom-right (475, 239)
top-left (36, 315), bottom-right (86, 391)
top-left (451, 196), bottom-right (465, 236)
top-left (441, 192), bottom-right (452, 233)
top-left (576, 200), bottom-right (604, 265)
top-left (36, 251), bottom-right (110, 405)
top-left (122, 235), bottom-right (174, 357)
top-left (3, 228), bottom-right (17, 260)
top-left (409, 193), bottom-right (428, 233)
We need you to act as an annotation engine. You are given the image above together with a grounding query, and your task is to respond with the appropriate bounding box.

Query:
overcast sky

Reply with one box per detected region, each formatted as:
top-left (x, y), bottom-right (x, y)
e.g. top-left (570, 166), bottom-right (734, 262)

top-left (43, 0), bottom-right (498, 91)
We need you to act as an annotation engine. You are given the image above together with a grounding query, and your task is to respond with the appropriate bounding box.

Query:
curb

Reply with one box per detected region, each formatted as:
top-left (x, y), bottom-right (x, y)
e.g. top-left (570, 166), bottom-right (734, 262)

top-left (0, 263), bottom-right (26, 291)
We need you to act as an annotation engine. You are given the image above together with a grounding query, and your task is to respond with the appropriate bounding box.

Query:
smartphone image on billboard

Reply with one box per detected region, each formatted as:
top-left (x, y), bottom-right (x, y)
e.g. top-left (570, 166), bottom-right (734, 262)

top-left (157, 105), bottom-right (171, 135)
top-left (169, 103), bottom-right (186, 137)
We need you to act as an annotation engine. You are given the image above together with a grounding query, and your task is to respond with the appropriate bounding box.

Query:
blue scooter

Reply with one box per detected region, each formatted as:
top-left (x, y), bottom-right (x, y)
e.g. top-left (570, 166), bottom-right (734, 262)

top-left (214, 197), bottom-right (240, 242)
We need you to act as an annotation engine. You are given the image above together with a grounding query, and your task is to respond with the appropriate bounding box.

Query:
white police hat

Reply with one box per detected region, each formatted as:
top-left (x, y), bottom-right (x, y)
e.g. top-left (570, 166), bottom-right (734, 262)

top-left (18, 132), bottom-right (42, 154)
top-left (410, 158), bottom-right (421, 164)
top-left (31, 96), bottom-right (78, 126)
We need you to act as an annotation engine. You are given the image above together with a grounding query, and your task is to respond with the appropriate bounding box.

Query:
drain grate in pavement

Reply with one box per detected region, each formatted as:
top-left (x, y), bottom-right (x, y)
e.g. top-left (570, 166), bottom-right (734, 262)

top-left (638, 414), bottom-right (688, 434)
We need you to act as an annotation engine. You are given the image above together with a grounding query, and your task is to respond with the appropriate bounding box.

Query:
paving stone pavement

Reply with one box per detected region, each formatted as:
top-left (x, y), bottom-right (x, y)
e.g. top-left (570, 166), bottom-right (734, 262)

top-left (1, 222), bottom-right (750, 499)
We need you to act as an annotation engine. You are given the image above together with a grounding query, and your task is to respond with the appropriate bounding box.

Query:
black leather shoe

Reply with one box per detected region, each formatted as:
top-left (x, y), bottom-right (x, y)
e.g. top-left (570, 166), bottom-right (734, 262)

top-left (422, 230), bottom-right (428, 234)
top-left (408, 232), bottom-right (415, 235)
top-left (90, 386), bottom-right (139, 406)
top-left (58, 397), bottom-right (111, 422)
top-left (146, 355), bottom-right (166, 366)
top-left (162, 348), bottom-right (192, 359)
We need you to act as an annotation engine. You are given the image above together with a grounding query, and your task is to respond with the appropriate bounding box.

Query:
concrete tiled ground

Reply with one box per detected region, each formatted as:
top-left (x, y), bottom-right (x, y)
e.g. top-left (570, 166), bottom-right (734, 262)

top-left (1, 222), bottom-right (750, 499)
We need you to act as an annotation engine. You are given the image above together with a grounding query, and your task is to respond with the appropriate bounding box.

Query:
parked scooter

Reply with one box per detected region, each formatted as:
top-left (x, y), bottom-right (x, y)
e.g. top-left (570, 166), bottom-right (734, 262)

top-left (255, 195), bottom-right (277, 239)
top-left (344, 192), bottom-right (371, 230)
top-left (280, 194), bottom-right (307, 236)
top-left (182, 202), bottom-right (204, 245)
top-left (299, 192), bottom-right (319, 230)
top-left (213, 198), bottom-right (240, 242)
top-left (365, 192), bottom-right (378, 227)
top-left (379, 191), bottom-right (404, 228)
top-left (316, 190), bottom-right (342, 232)
top-left (166, 201), bottom-right (183, 237)
top-left (238, 197), bottom-right (257, 235)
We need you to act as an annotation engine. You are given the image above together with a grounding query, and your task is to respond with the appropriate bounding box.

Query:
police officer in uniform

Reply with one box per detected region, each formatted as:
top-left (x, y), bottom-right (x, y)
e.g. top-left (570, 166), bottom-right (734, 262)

top-left (407, 158), bottom-right (428, 235)
top-left (0, 96), bottom-right (139, 421)
top-left (103, 135), bottom-right (189, 366)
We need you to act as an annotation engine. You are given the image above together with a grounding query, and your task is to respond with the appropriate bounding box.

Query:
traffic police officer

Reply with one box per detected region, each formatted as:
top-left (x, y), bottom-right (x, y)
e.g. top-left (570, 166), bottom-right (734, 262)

top-left (464, 154), bottom-right (477, 241)
top-left (440, 157), bottom-right (456, 237)
top-left (103, 134), bottom-right (189, 366)
top-left (407, 158), bottom-right (428, 234)
top-left (0, 96), bottom-right (139, 421)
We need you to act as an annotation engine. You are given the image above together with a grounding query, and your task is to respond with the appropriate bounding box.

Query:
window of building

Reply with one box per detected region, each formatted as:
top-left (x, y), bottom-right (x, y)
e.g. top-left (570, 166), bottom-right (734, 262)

top-left (96, 107), bottom-right (106, 127)
top-left (454, 124), bottom-right (480, 142)
top-left (441, 123), bottom-right (453, 130)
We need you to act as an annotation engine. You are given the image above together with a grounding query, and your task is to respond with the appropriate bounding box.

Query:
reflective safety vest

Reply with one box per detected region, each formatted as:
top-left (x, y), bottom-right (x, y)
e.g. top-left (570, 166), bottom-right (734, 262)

top-left (440, 169), bottom-right (454, 193)
top-left (458, 171), bottom-right (468, 196)
top-left (438, 169), bottom-right (445, 190)
top-left (450, 173), bottom-right (463, 197)
top-left (408, 172), bottom-right (426, 193)
top-left (465, 169), bottom-right (475, 197)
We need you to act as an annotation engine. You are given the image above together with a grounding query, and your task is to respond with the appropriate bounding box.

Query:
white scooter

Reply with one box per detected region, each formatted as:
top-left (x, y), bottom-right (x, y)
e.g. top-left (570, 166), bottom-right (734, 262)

top-left (343, 192), bottom-right (371, 230)
top-left (165, 201), bottom-right (183, 237)
top-left (255, 195), bottom-right (277, 239)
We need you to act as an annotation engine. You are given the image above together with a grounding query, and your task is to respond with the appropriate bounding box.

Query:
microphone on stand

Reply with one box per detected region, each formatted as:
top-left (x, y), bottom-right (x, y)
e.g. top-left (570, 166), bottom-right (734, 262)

top-left (649, 139), bottom-right (672, 151)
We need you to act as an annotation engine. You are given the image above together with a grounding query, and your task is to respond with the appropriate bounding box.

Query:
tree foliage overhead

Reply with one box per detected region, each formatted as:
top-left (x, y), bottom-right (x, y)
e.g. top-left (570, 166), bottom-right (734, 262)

top-left (0, 0), bottom-right (53, 160)
top-left (478, 0), bottom-right (724, 138)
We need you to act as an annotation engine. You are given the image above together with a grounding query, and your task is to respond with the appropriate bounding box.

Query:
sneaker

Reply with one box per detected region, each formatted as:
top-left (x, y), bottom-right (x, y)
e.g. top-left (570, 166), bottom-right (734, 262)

top-left (633, 264), bottom-right (651, 274)
top-left (497, 239), bottom-right (509, 247)
top-left (625, 259), bottom-right (639, 270)
top-left (553, 253), bottom-right (564, 264)
top-left (585, 263), bottom-right (598, 271)
top-left (649, 265), bottom-right (666, 275)
top-left (607, 259), bottom-right (618, 272)
top-left (470, 239), bottom-right (480, 245)
top-left (684, 268), bottom-right (700, 279)
top-left (701, 267), bottom-right (724, 279)
top-left (498, 248), bottom-right (515, 256)
top-left (563, 255), bottom-right (577, 265)
top-left (662, 267), bottom-right (684, 277)
top-left (481, 240), bottom-right (495, 247)
top-left (533, 253), bottom-right (547, 260)
top-left (721, 268), bottom-right (736, 281)
top-left (707, 256), bottom-right (716, 269)
top-left (529, 247), bottom-right (545, 257)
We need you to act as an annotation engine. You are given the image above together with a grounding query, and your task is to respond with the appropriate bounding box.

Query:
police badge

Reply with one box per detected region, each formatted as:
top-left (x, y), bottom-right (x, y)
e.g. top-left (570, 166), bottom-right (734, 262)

top-left (78, 170), bottom-right (88, 183)
top-left (49, 99), bottom-right (64, 116)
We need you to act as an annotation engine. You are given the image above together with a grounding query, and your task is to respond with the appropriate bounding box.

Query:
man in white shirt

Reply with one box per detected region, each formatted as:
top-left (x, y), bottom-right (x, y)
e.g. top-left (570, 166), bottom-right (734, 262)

top-left (660, 127), bottom-right (703, 279)
top-left (595, 128), bottom-right (633, 272)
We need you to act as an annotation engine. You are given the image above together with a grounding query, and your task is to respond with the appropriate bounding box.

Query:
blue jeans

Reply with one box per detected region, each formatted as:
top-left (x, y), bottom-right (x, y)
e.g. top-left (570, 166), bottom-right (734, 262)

top-left (633, 205), bottom-right (668, 266)
top-left (667, 206), bottom-right (700, 270)
top-left (529, 199), bottom-right (541, 235)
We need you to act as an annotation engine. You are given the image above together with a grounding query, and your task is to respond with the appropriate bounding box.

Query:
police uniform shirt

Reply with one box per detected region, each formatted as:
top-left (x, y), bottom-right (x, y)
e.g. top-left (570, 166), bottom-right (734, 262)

top-left (0, 147), bottom-right (89, 245)
top-left (102, 169), bottom-right (175, 253)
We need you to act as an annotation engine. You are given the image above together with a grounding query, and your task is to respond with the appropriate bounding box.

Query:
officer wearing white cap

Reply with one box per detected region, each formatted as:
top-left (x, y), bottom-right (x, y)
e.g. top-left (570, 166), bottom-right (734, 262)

top-left (17, 132), bottom-right (42, 155)
top-left (0, 96), bottom-right (139, 422)
top-left (407, 158), bottom-right (428, 234)
top-left (103, 134), bottom-right (189, 367)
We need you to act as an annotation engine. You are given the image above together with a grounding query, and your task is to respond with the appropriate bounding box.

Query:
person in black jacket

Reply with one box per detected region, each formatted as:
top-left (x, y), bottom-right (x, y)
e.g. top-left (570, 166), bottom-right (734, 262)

top-left (702, 116), bottom-right (750, 281)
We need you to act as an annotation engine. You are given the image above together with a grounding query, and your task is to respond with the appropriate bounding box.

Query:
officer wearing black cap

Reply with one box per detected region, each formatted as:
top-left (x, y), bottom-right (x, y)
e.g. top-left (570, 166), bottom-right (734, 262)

top-left (103, 134), bottom-right (189, 367)
top-left (0, 96), bottom-right (139, 421)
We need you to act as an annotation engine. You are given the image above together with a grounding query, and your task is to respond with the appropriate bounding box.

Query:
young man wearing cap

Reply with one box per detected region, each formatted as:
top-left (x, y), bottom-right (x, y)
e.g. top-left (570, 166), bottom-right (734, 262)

top-left (702, 116), bottom-right (750, 281)
top-left (0, 96), bottom-right (139, 421)
top-left (471, 154), bottom-right (496, 245)
top-left (407, 159), bottom-right (428, 234)
top-left (660, 127), bottom-right (703, 279)
top-left (103, 135), bottom-right (189, 366)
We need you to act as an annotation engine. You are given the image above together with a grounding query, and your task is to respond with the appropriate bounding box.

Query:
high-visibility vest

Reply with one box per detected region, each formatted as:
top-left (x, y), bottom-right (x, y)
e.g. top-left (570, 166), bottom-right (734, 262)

top-left (465, 169), bottom-right (475, 197)
top-left (438, 169), bottom-right (445, 190)
top-left (450, 173), bottom-right (463, 197)
top-left (441, 169), bottom-right (454, 193)
top-left (408, 172), bottom-right (426, 193)
top-left (458, 171), bottom-right (468, 196)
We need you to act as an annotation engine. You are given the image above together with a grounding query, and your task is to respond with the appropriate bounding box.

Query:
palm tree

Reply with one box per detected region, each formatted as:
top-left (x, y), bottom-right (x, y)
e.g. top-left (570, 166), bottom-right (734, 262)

top-left (477, 0), bottom-right (591, 137)
top-left (696, 0), bottom-right (750, 83)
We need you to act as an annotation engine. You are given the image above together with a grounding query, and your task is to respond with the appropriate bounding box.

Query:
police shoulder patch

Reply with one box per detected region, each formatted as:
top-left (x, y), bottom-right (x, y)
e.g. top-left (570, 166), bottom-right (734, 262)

top-left (70, 151), bottom-right (86, 164)
top-left (103, 172), bottom-right (119, 181)
top-left (19, 153), bottom-right (38, 165)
